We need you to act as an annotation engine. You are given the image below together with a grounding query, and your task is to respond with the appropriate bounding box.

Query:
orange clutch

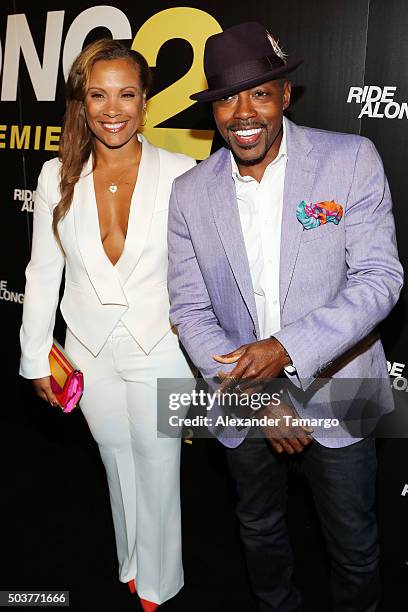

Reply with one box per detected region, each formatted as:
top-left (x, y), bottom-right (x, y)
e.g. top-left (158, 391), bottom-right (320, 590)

top-left (49, 339), bottom-right (84, 413)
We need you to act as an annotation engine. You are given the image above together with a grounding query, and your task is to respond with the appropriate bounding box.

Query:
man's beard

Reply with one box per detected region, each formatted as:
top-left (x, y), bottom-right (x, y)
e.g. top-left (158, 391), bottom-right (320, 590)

top-left (227, 124), bottom-right (282, 166)
top-left (230, 143), bottom-right (269, 166)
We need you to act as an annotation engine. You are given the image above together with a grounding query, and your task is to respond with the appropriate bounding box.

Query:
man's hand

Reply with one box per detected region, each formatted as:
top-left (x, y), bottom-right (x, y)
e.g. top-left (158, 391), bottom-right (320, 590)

top-left (217, 369), bottom-right (264, 396)
top-left (259, 402), bottom-right (313, 454)
top-left (214, 337), bottom-right (291, 394)
top-left (32, 376), bottom-right (58, 407)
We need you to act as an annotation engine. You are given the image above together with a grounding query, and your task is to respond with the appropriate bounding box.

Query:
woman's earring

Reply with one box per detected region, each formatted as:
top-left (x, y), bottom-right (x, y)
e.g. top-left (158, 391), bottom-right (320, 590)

top-left (141, 106), bottom-right (148, 127)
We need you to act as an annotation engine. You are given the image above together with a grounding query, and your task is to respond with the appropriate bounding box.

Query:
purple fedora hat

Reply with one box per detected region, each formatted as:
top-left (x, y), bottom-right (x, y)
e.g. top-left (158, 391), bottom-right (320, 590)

top-left (191, 22), bottom-right (302, 103)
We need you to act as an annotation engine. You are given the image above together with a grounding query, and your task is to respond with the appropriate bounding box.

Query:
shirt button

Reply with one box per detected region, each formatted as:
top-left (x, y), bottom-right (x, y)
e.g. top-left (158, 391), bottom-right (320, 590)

top-left (272, 300), bottom-right (278, 305)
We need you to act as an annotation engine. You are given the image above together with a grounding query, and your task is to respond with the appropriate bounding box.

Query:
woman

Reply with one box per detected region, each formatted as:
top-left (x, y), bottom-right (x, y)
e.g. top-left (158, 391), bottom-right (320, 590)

top-left (19, 39), bottom-right (196, 611)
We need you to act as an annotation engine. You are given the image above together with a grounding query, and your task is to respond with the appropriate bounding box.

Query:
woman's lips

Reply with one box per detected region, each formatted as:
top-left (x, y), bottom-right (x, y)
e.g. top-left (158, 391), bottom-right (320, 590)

top-left (100, 121), bottom-right (128, 133)
top-left (230, 127), bottom-right (263, 146)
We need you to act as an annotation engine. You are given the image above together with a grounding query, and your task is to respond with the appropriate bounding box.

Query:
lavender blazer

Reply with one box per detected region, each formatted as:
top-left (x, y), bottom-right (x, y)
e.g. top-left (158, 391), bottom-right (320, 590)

top-left (167, 118), bottom-right (404, 448)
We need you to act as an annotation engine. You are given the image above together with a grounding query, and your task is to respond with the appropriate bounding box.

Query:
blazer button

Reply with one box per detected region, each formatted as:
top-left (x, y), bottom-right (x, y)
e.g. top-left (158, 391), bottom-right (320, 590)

top-left (253, 328), bottom-right (257, 337)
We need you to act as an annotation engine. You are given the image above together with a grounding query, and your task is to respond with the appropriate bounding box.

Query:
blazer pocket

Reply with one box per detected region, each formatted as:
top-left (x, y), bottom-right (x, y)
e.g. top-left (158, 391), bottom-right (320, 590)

top-left (300, 222), bottom-right (340, 243)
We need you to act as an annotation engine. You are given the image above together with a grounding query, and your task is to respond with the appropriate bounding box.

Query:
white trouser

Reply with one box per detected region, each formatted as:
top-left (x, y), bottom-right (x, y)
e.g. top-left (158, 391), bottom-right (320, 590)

top-left (65, 321), bottom-right (195, 604)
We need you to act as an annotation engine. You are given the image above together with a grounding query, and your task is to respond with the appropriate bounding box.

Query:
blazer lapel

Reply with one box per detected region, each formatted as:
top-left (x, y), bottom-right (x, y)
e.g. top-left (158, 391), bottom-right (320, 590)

top-left (117, 134), bottom-right (159, 283)
top-left (208, 149), bottom-right (260, 336)
top-left (280, 119), bottom-right (318, 308)
top-left (73, 156), bottom-right (128, 306)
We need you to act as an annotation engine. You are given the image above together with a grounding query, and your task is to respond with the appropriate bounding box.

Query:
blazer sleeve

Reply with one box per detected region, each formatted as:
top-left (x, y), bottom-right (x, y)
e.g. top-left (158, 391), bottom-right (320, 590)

top-left (274, 138), bottom-right (404, 391)
top-left (19, 160), bottom-right (65, 379)
top-left (168, 178), bottom-right (237, 388)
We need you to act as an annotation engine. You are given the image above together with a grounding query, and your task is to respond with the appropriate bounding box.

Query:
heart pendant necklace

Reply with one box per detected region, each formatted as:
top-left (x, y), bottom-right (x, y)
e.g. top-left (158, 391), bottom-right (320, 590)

top-left (107, 169), bottom-right (127, 194)
top-left (105, 141), bottom-right (142, 195)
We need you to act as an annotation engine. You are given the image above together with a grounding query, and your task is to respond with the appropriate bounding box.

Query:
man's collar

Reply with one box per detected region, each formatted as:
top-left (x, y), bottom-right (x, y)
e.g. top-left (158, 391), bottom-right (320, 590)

top-left (230, 116), bottom-right (288, 182)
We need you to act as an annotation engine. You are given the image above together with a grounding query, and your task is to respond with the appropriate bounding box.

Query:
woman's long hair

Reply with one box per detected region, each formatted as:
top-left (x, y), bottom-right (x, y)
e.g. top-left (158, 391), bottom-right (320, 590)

top-left (53, 38), bottom-right (152, 250)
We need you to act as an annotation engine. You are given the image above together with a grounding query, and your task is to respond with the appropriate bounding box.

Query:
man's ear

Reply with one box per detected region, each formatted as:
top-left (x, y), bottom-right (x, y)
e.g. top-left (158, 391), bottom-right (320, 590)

top-left (282, 80), bottom-right (292, 110)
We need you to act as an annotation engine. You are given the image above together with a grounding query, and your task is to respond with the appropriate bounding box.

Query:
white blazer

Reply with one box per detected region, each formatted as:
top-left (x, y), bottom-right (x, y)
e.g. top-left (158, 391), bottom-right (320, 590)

top-left (20, 135), bottom-right (196, 379)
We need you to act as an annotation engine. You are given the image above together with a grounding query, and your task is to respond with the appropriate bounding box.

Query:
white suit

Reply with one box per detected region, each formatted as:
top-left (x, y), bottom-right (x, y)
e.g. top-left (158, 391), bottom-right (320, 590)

top-left (20, 135), bottom-right (196, 604)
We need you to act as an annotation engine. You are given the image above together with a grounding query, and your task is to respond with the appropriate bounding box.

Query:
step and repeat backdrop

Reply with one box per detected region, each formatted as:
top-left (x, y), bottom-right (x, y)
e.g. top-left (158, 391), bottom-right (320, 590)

top-left (1, 0), bottom-right (407, 563)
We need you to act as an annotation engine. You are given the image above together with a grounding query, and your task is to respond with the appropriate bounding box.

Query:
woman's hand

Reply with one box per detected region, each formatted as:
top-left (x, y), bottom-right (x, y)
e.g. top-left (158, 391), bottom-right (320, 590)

top-left (32, 377), bottom-right (58, 407)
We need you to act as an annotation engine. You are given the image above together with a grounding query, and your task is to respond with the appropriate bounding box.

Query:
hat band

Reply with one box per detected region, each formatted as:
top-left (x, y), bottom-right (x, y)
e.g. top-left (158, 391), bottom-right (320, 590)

top-left (207, 55), bottom-right (285, 90)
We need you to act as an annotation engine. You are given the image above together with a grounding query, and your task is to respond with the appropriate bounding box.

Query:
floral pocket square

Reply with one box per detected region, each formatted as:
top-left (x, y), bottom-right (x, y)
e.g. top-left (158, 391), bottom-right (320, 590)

top-left (296, 200), bottom-right (343, 230)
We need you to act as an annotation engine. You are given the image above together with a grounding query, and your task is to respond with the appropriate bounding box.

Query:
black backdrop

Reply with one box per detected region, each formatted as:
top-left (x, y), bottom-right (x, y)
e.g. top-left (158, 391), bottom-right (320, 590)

top-left (1, 0), bottom-right (408, 599)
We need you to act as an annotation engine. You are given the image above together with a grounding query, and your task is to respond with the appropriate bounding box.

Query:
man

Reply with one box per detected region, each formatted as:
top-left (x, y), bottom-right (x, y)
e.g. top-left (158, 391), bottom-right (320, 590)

top-left (167, 21), bottom-right (403, 612)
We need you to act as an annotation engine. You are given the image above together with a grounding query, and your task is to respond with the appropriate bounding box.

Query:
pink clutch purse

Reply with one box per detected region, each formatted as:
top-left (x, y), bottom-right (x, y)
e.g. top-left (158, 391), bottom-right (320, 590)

top-left (49, 339), bottom-right (84, 413)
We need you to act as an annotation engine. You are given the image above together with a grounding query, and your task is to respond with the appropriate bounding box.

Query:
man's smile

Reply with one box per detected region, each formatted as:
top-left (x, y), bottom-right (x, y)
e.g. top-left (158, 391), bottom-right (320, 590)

top-left (228, 125), bottom-right (265, 147)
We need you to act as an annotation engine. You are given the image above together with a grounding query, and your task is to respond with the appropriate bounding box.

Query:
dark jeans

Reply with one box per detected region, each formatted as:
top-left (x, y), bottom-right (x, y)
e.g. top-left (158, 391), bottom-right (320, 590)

top-left (225, 436), bottom-right (379, 612)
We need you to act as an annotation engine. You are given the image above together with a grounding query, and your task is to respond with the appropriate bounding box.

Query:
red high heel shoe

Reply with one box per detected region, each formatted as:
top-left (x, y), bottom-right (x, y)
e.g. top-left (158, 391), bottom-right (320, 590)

top-left (139, 599), bottom-right (159, 612)
top-left (127, 579), bottom-right (137, 594)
